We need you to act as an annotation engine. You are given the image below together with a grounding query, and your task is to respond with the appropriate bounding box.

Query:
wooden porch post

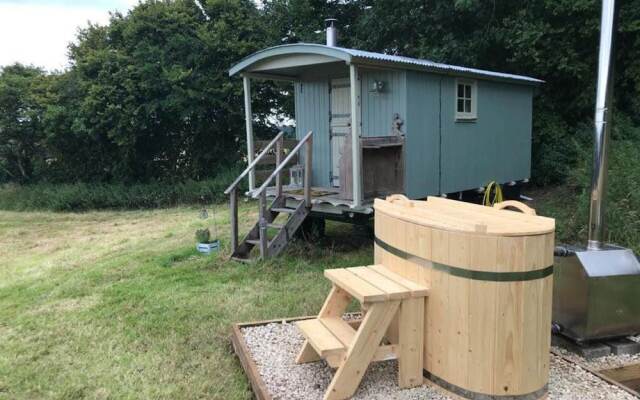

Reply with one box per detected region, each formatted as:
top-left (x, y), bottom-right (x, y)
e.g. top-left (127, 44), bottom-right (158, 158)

top-left (243, 75), bottom-right (255, 191)
top-left (349, 64), bottom-right (362, 207)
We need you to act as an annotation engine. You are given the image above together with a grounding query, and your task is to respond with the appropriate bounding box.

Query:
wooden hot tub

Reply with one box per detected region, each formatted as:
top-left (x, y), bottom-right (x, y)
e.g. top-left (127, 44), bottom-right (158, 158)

top-left (374, 195), bottom-right (555, 400)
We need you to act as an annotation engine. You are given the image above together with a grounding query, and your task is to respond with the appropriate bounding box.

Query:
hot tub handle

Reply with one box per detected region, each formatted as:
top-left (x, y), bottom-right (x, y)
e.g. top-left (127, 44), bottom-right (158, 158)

top-left (386, 194), bottom-right (411, 205)
top-left (493, 200), bottom-right (537, 216)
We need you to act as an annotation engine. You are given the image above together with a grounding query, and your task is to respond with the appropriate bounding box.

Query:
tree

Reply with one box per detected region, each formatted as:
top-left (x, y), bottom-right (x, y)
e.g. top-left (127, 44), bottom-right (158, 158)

top-left (60, 0), bottom-right (269, 182)
top-left (0, 64), bottom-right (53, 183)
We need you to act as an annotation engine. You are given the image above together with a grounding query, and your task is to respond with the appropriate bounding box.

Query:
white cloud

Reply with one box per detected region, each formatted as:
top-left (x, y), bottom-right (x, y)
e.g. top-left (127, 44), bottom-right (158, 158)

top-left (0, 1), bottom-right (139, 71)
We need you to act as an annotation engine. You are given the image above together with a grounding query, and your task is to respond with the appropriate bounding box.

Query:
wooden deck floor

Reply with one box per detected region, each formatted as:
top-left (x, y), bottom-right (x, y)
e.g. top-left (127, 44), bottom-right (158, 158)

top-left (249, 186), bottom-right (375, 213)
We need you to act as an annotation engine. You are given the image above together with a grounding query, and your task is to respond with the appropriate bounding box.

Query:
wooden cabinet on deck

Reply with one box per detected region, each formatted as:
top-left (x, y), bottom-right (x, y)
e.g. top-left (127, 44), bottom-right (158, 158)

top-left (339, 135), bottom-right (404, 201)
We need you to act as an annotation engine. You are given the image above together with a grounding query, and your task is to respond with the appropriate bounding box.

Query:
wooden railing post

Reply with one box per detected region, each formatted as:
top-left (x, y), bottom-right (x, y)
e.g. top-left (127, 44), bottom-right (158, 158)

top-left (304, 136), bottom-right (313, 208)
top-left (258, 191), bottom-right (268, 258)
top-left (252, 131), bottom-right (312, 199)
top-left (243, 76), bottom-right (255, 191)
top-left (230, 187), bottom-right (238, 252)
top-left (224, 131), bottom-right (284, 197)
top-left (275, 135), bottom-right (283, 197)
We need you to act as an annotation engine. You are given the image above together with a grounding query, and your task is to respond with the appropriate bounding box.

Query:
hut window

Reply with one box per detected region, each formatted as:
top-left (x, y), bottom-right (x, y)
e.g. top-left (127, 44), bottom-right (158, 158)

top-left (455, 79), bottom-right (477, 121)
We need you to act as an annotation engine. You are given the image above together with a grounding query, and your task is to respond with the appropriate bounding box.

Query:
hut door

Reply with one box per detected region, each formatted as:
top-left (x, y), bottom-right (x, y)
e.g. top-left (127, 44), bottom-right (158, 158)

top-left (329, 78), bottom-right (351, 188)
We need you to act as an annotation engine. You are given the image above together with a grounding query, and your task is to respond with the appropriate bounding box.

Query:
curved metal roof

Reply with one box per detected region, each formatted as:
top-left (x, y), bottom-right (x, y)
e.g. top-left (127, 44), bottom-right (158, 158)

top-left (229, 43), bottom-right (543, 85)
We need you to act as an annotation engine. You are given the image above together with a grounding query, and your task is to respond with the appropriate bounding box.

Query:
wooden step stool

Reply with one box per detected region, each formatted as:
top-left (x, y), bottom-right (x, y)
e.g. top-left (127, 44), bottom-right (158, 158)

top-left (295, 264), bottom-right (429, 400)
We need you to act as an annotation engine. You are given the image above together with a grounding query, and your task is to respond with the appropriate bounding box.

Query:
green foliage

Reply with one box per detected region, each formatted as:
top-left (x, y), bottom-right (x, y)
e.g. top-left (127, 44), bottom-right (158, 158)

top-left (568, 123), bottom-right (640, 252)
top-left (0, 64), bottom-right (56, 183)
top-left (1, 0), bottom-right (282, 185)
top-left (536, 123), bottom-right (640, 253)
top-left (0, 168), bottom-right (243, 211)
top-left (195, 228), bottom-right (211, 243)
top-left (530, 112), bottom-right (580, 186)
top-left (59, 0), bottom-right (273, 182)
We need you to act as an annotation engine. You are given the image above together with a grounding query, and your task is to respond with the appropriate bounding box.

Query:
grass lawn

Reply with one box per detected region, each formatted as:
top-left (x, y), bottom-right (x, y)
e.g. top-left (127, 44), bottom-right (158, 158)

top-left (0, 203), bottom-right (372, 400)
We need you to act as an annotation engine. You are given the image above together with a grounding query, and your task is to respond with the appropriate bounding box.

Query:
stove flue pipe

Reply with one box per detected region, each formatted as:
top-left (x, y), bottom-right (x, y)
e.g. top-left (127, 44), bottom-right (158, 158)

top-left (325, 19), bottom-right (337, 47)
top-left (588, 0), bottom-right (618, 250)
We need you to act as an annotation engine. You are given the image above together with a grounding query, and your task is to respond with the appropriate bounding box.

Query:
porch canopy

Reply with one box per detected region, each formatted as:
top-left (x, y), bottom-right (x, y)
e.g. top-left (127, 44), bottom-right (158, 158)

top-left (229, 44), bottom-right (541, 207)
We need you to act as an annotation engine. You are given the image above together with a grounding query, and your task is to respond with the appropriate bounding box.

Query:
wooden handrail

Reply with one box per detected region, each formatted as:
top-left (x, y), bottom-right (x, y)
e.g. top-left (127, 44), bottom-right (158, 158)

top-left (229, 130), bottom-right (313, 259)
top-left (252, 131), bottom-right (313, 199)
top-left (224, 131), bottom-right (285, 195)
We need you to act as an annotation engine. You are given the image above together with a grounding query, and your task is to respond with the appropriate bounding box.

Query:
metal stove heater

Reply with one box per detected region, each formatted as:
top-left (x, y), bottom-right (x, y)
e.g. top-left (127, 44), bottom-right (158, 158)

top-left (552, 0), bottom-right (640, 342)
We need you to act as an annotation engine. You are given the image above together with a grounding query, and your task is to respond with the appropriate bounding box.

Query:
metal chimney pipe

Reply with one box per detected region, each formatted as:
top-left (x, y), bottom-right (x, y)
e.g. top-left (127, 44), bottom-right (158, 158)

top-left (587, 0), bottom-right (618, 250)
top-left (325, 18), bottom-right (337, 47)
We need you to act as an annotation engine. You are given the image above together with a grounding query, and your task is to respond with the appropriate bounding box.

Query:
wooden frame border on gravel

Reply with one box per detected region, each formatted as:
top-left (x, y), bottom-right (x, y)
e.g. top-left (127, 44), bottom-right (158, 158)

top-left (550, 349), bottom-right (640, 398)
top-left (231, 318), bottom-right (640, 400)
top-left (230, 316), bottom-right (315, 400)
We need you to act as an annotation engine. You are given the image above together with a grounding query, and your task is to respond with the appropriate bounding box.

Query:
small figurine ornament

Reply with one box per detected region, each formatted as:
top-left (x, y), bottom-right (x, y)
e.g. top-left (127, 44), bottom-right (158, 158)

top-left (199, 196), bottom-right (209, 219)
top-left (392, 113), bottom-right (404, 136)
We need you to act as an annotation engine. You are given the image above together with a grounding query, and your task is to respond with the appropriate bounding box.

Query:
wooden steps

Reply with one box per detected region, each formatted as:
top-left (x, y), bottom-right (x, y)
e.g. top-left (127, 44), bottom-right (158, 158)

top-left (297, 316), bottom-right (398, 368)
top-left (271, 207), bottom-right (296, 214)
top-left (225, 131), bottom-right (315, 261)
top-left (319, 317), bottom-right (356, 347)
top-left (324, 266), bottom-right (429, 303)
top-left (230, 196), bottom-right (310, 261)
top-left (368, 264), bottom-right (430, 297)
top-left (296, 264), bottom-right (430, 400)
top-left (297, 319), bottom-right (347, 357)
top-left (296, 317), bottom-right (356, 358)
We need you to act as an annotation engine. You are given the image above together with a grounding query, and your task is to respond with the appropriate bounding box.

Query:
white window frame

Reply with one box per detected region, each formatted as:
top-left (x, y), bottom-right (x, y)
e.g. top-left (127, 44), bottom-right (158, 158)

top-left (455, 79), bottom-right (477, 121)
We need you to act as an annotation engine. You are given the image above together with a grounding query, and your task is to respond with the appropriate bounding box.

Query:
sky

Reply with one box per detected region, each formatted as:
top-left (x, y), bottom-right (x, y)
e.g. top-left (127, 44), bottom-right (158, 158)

top-left (0, 0), bottom-right (140, 71)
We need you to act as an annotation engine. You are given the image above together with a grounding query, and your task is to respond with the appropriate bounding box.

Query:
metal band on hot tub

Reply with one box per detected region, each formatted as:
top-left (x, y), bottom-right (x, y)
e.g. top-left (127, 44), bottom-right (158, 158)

top-left (423, 370), bottom-right (548, 400)
top-left (374, 236), bottom-right (554, 282)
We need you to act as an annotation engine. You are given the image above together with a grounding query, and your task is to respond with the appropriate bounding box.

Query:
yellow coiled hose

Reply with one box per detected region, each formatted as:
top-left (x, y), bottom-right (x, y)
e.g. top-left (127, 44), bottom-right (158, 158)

top-left (483, 181), bottom-right (504, 206)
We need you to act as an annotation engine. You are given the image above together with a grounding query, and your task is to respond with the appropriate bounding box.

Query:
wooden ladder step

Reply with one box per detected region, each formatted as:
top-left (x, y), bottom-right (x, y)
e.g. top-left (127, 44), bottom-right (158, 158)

top-left (267, 223), bottom-right (284, 229)
top-left (296, 319), bottom-right (346, 357)
top-left (324, 266), bottom-right (430, 304)
top-left (347, 266), bottom-right (413, 300)
top-left (323, 268), bottom-right (389, 303)
top-left (271, 207), bottom-right (296, 214)
top-left (319, 317), bottom-right (356, 347)
top-left (368, 265), bottom-right (430, 297)
top-left (245, 239), bottom-right (260, 246)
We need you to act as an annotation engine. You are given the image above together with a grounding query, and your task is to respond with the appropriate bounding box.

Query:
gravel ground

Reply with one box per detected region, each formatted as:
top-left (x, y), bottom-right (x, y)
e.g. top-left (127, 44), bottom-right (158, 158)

top-left (241, 321), bottom-right (637, 400)
top-left (552, 343), bottom-right (640, 371)
top-left (548, 354), bottom-right (636, 399)
top-left (242, 321), bottom-right (447, 400)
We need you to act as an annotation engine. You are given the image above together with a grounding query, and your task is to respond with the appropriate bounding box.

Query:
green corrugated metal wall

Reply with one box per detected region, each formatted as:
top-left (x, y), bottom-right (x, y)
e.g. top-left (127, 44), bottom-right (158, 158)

top-left (404, 71), bottom-right (441, 198)
top-left (293, 70), bottom-right (533, 196)
top-left (359, 69), bottom-right (406, 137)
top-left (438, 78), bottom-right (533, 193)
top-left (294, 80), bottom-right (331, 187)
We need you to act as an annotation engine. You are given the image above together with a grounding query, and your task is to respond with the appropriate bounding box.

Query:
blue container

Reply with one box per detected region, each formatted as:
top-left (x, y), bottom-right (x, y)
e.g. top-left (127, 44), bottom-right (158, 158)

top-left (197, 240), bottom-right (220, 254)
